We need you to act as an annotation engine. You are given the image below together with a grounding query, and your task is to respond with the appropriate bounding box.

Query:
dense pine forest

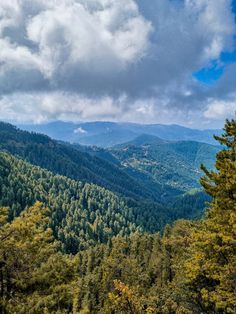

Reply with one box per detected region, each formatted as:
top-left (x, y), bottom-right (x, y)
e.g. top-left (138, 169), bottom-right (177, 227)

top-left (0, 151), bottom-right (173, 253)
top-left (0, 122), bottom-right (151, 201)
top-left (0, 121), bottom-right (214, 217)
top-left (0, 119), bottom-right (235, 313)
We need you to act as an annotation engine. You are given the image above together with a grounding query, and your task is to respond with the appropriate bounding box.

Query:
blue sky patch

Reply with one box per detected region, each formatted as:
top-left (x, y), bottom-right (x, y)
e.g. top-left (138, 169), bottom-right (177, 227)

top-left (193, 1), bottom-right (236, 85)
top-left (193, 62), bottom-right (224, 85)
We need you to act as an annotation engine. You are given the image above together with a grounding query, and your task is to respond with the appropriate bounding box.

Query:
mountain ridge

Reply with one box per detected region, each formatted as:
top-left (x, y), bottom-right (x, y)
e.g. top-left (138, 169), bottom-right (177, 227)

top-left (17, 120), bottom-right (221, 147)
top-left (0, 121), bottom-right (217, 216)
top-left (0, 121), bottom-right (157, 201)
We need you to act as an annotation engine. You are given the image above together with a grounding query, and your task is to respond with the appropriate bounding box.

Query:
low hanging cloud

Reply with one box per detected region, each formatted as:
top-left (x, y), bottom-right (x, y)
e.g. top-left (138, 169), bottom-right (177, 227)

top-left (0, 0), bottom-right (235, 126)
top-left (0, 90), bottom-right (230, 127)
top-left (0, 92), bottom-right (127, 123)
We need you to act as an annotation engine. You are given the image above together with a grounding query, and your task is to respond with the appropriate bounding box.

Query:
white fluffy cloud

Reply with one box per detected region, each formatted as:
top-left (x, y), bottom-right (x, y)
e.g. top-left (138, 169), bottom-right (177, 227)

top-left (0, 0), bottom-right (235, 127)
top-left (0, 0), bottom-right (152, 85)
top-left (204, 100), bottom-right (236, 120)
top-left (0, 92), bottom-right (126, 123)
top-left (1, 91), bottom-right (230, 128)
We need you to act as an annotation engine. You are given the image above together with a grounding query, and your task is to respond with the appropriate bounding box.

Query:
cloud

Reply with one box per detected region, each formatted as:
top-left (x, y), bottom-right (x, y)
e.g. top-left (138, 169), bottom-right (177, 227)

top-left (204, 100), bottom-right (236, 120)
top-left (74, 127), bottom-right (87, 134)
top-left (0, 0), bottom-right (152, 93)
top-left (0, 92), bottom-right (126, 123)
top-left (0, 91), bottom-right (221, 128)
top-left (26, 0), bottom-right (152, 74)
top-left (0, 0), bottom-right (235, 127)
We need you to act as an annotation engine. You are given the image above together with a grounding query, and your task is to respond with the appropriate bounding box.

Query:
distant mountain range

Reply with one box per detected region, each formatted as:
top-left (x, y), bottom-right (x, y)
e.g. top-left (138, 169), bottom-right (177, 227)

top-left (18, 121), bottom-right (221, 147)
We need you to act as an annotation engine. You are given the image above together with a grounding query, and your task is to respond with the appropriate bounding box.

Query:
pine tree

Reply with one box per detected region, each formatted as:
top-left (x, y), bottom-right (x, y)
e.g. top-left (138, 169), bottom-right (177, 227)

top-left (184, 119), bottom-right (236, 313)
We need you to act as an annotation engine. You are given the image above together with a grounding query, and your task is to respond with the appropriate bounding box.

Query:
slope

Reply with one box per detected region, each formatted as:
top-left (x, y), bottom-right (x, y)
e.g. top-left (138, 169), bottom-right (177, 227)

top-left (0, 151), bottom-right (172, 253)
top-left (0, 122), bottom-right (162, 201)
top-left (109, 134), bottom-right (220, 191)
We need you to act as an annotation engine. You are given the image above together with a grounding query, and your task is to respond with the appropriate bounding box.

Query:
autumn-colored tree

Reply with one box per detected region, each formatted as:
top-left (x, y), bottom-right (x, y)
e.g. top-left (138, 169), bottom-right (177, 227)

top-left (108, 280), bottom-right (156, 314)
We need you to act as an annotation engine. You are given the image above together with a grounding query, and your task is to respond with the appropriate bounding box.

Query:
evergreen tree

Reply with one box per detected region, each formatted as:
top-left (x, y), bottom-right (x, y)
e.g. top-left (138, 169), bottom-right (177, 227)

top-left (184, 119), bottom-right (236, 313)
top-left (0, 120), bottom-right (234, 313)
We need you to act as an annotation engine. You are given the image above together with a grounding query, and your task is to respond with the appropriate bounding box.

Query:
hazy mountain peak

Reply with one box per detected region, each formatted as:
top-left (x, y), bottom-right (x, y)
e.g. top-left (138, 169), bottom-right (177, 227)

top-left (115, 134), bottom-right (168, 147)
top-left (16, 121), bottom-right (221, 147)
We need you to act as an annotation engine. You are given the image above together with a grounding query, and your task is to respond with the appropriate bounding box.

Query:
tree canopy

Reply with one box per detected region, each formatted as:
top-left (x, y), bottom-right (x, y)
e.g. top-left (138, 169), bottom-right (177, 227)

top-left (0, 119), bottom-right (235, 313)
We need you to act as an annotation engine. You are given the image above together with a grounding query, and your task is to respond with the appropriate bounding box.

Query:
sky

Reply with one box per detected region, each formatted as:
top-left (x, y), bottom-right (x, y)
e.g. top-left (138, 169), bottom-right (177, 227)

top-left (0, 0), bottom-right (236, 128)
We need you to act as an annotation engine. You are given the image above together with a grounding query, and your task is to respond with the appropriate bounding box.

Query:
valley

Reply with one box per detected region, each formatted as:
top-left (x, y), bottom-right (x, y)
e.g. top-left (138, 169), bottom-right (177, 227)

top-left (0, 120), bottom-right (235, 313)
top-left (1, 2), bottom-right (235, 312)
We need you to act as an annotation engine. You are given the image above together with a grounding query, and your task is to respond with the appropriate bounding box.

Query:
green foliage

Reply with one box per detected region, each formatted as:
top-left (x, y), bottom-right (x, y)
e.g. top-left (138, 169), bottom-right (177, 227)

top-left (0, 203), bottom-right (54, 312)
top-left (0, 202), bottom-right (81, 313)
top-left (0, 216), bottom-right (194, 313)
top-left (0, 121), bottom-right (217, 211)
top-left (59, 224), bottom-right (196, 313)
top-left (110, 136), bottom-right (219, 192)
top-left (0, 120), bottom-right (234, 314)
top-left (72, 119), bottom-right (236, 313)
top-left (183, 119), bottom-right (236, 313)
top-left (0, 151), bottom-right (172, 253)
top-left (170, 190), bottom-right (211, 219)
top-left (0, 122), bottom-right (163, 201)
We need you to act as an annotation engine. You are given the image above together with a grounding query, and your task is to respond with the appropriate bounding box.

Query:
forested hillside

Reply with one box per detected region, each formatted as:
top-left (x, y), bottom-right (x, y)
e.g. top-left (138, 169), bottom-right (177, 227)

top-left (1, 121), bottom-right (215, 210)
top-left (0, 122), bottom-right (162, 201)
top-left (109, 134), bottom-right (220, 191)
top-left (0, 151), bottom-right (174, 253)
top-left (0, 119), bottom-right (235, 314)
